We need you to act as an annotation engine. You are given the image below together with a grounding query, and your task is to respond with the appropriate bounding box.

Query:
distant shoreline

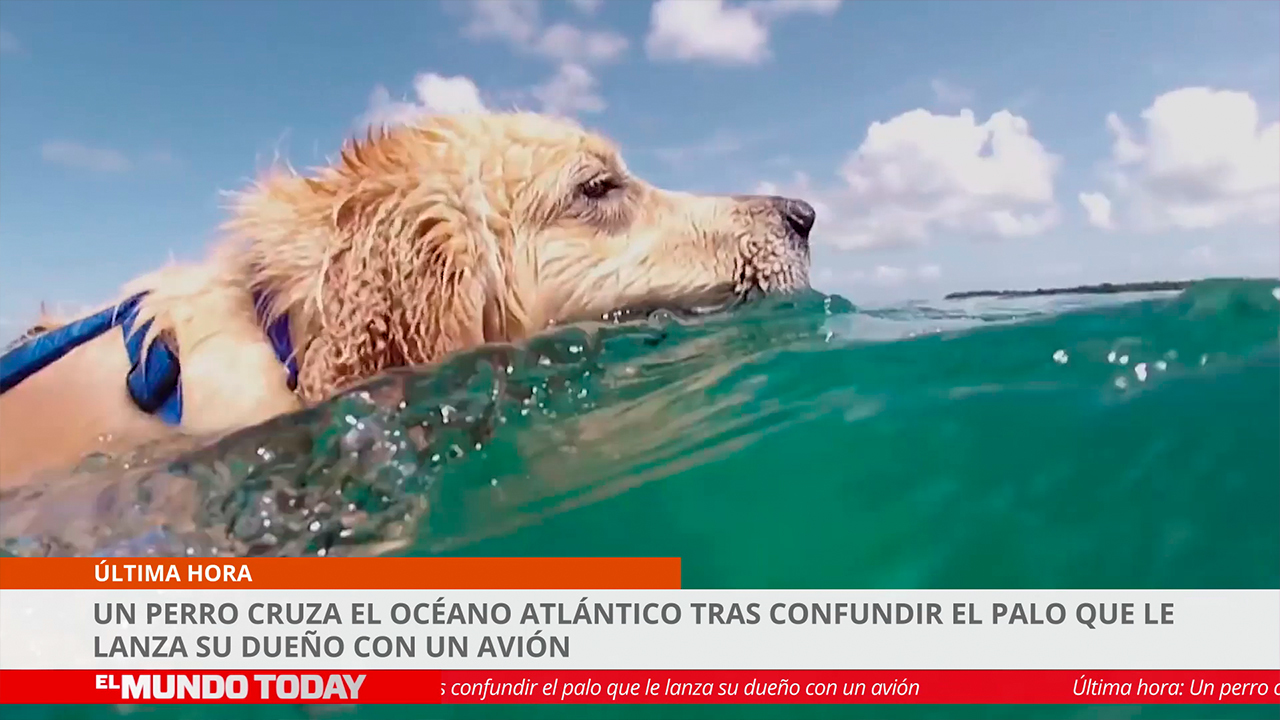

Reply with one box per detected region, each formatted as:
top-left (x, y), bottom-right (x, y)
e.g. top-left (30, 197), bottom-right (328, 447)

top-left (944, 280), bottom-right (1198, 300)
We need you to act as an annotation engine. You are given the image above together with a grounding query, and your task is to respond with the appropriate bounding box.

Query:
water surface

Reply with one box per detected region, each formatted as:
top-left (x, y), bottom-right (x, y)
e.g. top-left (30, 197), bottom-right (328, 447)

top-left (4, 278), bottom-right (1278, 719)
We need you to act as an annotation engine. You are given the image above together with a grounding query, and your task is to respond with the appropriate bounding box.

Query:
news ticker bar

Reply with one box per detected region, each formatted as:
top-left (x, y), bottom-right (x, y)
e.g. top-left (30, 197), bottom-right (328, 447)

top-left (4, 588), bottom-right (1276, 671)
top-left (1, 670), bottom-right (1278, 705)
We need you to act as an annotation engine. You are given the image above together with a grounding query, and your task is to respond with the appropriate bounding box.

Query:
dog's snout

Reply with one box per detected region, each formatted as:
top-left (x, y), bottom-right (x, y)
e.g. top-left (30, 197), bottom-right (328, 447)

top-left (778, 197), bottom-right (816, 238)
top-left (729, 193), bottom-right (816, 250)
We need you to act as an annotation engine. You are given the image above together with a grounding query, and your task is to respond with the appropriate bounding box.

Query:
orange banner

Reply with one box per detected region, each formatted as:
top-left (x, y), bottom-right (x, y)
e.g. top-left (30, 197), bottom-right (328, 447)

top-left (0, 557), bottom-right (681, 590)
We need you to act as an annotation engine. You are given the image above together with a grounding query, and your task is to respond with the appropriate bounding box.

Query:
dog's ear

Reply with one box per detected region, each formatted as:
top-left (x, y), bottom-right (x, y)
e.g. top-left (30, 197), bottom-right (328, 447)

top-left (228, 129), bottom-right (528, 404)
top-left (293, 158), bottom-right (499, 403)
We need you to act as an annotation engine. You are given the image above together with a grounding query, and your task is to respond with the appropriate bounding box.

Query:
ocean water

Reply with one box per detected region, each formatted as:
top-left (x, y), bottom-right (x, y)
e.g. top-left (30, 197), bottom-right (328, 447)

top-left (3, 277), bottom-right (1278, 720)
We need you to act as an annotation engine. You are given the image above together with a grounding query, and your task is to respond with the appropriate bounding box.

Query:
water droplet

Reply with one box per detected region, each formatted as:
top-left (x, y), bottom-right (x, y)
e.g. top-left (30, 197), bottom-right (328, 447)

top-left (1114, 376), bottom-right (1128, 389)
top-left (309, 521), bottom-right (321, 532)
top-left (1272, 287), bottom-right (1280, 301)
top-left (1118, 354), bottom-right (1129, 365)
top-left (1134, 363), bottom-right (1148, 382)
top-left (1052, 349), bottom-right (1069, 364)
top-left (1154, 360), bottom-right (1167, 371)
top-left (1107, 351), bottom-right (1117, 363)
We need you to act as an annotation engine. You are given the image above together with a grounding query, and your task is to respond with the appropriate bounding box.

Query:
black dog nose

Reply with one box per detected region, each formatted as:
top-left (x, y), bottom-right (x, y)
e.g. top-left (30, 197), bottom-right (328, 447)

top-left (778, 197), bottom-right (816, 238)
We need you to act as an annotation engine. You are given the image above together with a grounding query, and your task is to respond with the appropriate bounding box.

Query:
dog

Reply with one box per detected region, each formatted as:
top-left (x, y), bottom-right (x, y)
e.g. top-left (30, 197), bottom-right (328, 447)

top-left (0, 111), bottom-right (814, 487)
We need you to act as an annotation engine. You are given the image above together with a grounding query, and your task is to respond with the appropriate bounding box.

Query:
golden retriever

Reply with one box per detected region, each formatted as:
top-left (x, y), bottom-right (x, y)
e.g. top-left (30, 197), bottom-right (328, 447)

top-left (0, 111), bottom-right (814, 486)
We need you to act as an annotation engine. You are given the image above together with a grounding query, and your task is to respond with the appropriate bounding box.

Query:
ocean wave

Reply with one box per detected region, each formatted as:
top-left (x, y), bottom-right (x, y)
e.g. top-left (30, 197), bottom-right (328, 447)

top-left (3, 279), bottom-right (1277, 574)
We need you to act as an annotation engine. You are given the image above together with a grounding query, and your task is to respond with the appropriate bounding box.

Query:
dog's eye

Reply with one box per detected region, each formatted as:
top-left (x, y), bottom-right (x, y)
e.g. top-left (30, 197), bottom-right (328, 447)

top-left (578, 176), bottom-right (621, 200)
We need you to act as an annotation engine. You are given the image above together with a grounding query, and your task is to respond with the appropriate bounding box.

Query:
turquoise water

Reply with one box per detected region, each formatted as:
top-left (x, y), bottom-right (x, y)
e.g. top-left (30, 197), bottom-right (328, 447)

top-left (3, 278), bottom-right (1279, 719)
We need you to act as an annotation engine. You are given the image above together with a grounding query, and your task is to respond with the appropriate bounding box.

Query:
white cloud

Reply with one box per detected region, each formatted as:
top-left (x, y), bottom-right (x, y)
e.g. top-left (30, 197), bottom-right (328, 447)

top-left (930, 78), bottom-right (974, 107)
top-left (446, 0), bottom-right (624, 118)
top-left (1078, 191), bottom-right (1114, 230)
top-left (41, 141), bottom-right (131, 173)
top-left (0, 28), bottom-right (20, 54)
top-left (1098, 87), bottom-right (1280, 231)
top-left (532, 63), bottom-right (606, 116)
top-left (358, 62), bottom-right (605, 125)
top-left (1105, 112), bottom-right (1145, 165)
top-left (360, 72), bottom-right (487, 128)
top-left (761, 107), bottom-right (1061, 249)
top-left (536, 22), bottom-right (628, 64)
top-left (463, 0), bottom-right (541, 46)
top-left (411, 73), bottom-right (487, 113)
top-left (647, 0), bottom-right (767, 65)
top-left (464, 0), bottom-right (627, 65)
top-left (744, 0), bottom-right (843, 22)
top-left (646, 0), bottom-right (841, 65)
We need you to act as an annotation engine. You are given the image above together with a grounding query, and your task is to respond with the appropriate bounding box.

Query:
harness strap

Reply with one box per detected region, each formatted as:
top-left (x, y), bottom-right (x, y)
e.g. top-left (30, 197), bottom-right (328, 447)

top-left (253, 291), bottom-right (298, 391)
top-left (0, 290), bottom-right (298, 426)
top-left (0, 294), bottom-right (145, 394)
top-left (119, 296), bottom-right (183, 425)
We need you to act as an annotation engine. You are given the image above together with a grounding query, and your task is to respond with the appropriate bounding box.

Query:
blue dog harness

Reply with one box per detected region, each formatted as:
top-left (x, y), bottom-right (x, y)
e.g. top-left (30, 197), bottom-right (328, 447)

top-left (0, 292), bottom-right (297, 425)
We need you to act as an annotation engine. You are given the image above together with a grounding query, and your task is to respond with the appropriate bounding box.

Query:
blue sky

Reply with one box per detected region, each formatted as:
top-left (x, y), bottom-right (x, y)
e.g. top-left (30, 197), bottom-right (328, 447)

top-left (1, 0), bottom-right (1277, 335)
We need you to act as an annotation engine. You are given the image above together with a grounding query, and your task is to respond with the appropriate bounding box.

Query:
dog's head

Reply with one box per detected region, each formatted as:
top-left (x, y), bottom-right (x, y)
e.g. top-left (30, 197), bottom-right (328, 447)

top-left (227, 112), bottom-right (813, 401)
